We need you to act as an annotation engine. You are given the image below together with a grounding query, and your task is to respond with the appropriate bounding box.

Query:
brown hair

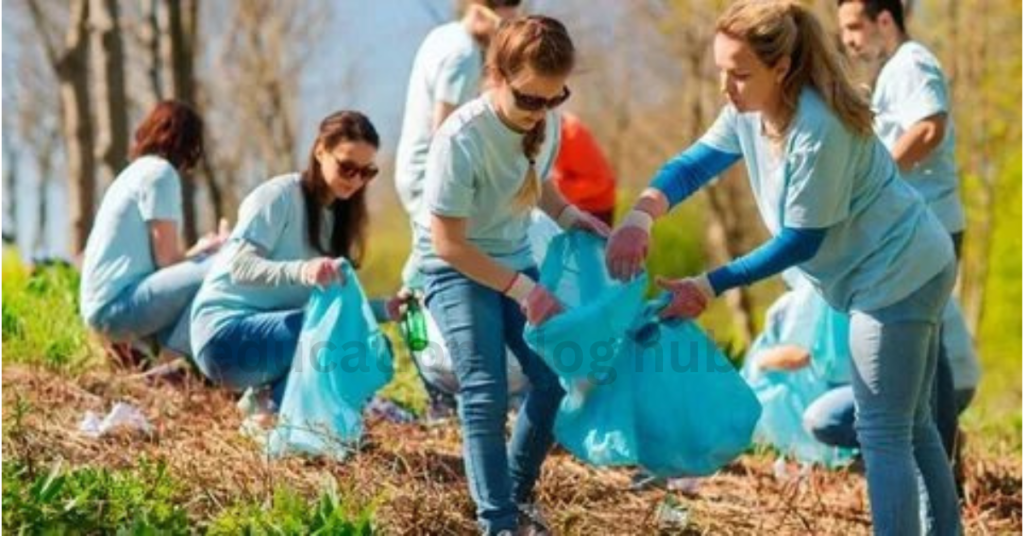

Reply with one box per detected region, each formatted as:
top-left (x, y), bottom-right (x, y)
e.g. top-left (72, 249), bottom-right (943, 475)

top-left (837, 0), bottom-right (907, 33)
top-left (456, 0), bottom-right (522, 18)
top-left (129, 100), bottom-right (205, 171)
top-left (301, 111), bottom-right (379, 266)
top-left (485, 15), bottom-right (575, 211)
top-left (717, 0), bottom-right (874, 136)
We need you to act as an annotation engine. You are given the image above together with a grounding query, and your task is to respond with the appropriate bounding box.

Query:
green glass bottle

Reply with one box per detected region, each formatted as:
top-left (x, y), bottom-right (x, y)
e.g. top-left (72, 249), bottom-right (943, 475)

top-left (402, 298), bottom-right (429, 352)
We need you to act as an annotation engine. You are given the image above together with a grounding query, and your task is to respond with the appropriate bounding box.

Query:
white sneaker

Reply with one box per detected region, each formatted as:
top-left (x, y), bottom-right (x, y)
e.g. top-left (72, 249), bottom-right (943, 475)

top-left (237, 387), bottom-right (277, 444)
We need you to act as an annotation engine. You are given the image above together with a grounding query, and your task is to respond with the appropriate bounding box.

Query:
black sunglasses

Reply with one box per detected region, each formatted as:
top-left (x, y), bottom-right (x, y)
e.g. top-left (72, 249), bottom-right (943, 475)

top-left (510, 85), bottom-right (572, 112)
top-left (330, 156), bottom-right (379, 182)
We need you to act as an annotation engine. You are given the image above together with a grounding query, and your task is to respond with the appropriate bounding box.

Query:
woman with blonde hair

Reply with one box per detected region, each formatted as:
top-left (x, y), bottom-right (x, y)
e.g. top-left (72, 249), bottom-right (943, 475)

top-left (607, 1), bottom-right (959, 534)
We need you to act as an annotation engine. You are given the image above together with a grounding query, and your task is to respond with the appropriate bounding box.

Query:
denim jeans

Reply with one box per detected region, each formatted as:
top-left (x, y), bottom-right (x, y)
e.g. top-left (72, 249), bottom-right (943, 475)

top-left (845, 262), bottom-right (960, 536)
top-left (194, 309), bottom-right (304, 405)
top-left (803, 373), bottom-right (974, 450)
top-left (423, 267), bottom-right (565, 534)
top-left (88, 255), bottom-right (214, 357)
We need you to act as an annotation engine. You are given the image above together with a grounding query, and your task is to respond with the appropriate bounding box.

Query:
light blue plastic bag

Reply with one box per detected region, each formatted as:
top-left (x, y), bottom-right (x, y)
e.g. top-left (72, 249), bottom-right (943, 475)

top-left (267, 262), bottom-right (394, 459)
top-left (523, 232), bottom-right (647, 382)
top-left (526, 232), bottom-right (762, 477)
top-left (741, 285), bottom-right (856, 468)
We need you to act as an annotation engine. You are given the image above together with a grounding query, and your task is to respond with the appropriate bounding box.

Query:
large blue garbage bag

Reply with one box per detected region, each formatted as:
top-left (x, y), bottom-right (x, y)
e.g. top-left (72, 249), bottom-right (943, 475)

top-left (525, 232), bottom-right (762, 476)
top-left (741, 284), bottom-right (856, 468)
top-left (523, 232), bottom-right (647, 381)
top-left (267, 262), bottom-right (394, 459)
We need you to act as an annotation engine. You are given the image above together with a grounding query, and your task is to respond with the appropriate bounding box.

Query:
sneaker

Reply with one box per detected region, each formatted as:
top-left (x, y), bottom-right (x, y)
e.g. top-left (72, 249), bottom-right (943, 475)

top-left (237, 387), bottom-right (277, 444)
top-left (423, 394), bottom-right (458, 426)
top-left (237, 387), bottom-right (276, 416)
top-left (516, 503), bottom-right (551, 536)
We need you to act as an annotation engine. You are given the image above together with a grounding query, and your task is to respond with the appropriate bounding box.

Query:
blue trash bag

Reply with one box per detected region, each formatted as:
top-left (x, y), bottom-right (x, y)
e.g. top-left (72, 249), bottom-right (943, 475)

top-left (267, 262), bottom-right (394, 459)
top-left (523, 231), bottom-right (647, 382)
top-left (626, 310), bottom-right (763, 476)
top-left (741, 286), bottom-right (857, 468)
top-left (525, 231), bottom-right (762, 477)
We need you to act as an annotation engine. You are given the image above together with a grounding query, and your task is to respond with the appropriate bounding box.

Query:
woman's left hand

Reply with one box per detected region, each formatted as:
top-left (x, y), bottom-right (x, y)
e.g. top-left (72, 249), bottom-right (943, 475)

top-left (385, 287), bottom-right (415, 321)
top-left (655, 275), bottom-right (715, 319)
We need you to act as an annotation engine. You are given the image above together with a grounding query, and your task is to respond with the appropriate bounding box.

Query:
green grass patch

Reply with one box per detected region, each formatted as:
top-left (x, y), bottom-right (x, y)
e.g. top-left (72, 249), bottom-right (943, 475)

top-left (2, 249), bottom-right (99, 372)
top-left (2, 456), bottom-right (377, 534)
top-left (377, 324), bottom-right (429, 416)
top-left (2, 458), bottom-right (190, 534)
top-left (206, 482), bottom-right (375, 536)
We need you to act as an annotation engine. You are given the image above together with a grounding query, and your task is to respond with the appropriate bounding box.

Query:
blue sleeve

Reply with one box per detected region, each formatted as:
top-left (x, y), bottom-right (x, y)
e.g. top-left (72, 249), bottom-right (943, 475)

top-left (650, 142), bottom-right (740, 207)
top-left (706, 227), bottom-right (826, 295)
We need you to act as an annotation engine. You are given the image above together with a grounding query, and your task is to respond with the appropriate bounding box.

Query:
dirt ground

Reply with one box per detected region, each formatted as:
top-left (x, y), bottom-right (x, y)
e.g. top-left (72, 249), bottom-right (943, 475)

top-left (3, 365), bottom-right (1020, 535)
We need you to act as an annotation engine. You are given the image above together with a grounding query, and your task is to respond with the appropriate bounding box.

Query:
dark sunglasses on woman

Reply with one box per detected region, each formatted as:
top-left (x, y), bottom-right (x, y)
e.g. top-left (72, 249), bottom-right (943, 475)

top-left (331, 156), bottom-right (379, 181)
top-left (510, 85), bottom-right (571, 112)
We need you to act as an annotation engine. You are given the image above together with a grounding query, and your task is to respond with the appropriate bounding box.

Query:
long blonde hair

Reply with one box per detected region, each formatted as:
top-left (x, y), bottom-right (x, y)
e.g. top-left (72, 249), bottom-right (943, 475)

top-left (485, 16), bottom-right (575, 211)
top-left (717, 0), bottom-right (873, 136)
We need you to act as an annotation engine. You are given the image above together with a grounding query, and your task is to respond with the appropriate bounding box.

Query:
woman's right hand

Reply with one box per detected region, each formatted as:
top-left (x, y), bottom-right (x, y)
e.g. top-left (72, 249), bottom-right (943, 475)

top-left (188, 218), bottom-right (231, 257)
top-left (301, 257), bottom-right (345, 287)
top-left (606, 224), bottom-right (651, 281)
top-left (522, 285), bottom-right (563, 326)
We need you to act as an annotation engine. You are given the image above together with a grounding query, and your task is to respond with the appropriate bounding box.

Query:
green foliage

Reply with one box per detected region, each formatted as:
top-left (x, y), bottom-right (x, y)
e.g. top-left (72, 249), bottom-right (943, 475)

top-left (206, 480), bottom-right (374, 536)
top-left (2, 250), bottom-right (98, 372)
top-left (2, 459), bottom-right (190, 535)
top-left (967, 153), bottom-right (1023, 449)
top-left (377, 324), bottom-right (429, 416)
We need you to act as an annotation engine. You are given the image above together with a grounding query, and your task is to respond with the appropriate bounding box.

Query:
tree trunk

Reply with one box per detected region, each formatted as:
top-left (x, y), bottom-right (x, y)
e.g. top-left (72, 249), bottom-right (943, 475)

top-left (2, 139), bottom-right (17, 245)
top-left (91, 0), bottom-right (129, 187)
top-left (161, 0), bottom-right (199, 243)
top-left (703, 175), bottom-right (758, 345)
top-left (141, 0), bottom-right (164, 104)
top-left (62, 2), bottom-right (96, 257)
top-left (34, 158), bottom-right (52, 257)
top-left (29, 0), bottom-right (98, 257)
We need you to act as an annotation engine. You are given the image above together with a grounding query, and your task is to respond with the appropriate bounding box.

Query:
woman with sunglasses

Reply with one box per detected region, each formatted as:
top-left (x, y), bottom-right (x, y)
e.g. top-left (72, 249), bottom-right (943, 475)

top-left (191, 111), bottom-right (403, 425)
top-left (414, 16), bottom-right (607, 535)
top-left (80, 100), bottom-right (227, 360)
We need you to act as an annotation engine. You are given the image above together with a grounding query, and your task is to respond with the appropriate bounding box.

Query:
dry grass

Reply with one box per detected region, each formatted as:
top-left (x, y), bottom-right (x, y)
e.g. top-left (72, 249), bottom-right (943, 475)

top-left (2, 364), bottom-right (1020, 535)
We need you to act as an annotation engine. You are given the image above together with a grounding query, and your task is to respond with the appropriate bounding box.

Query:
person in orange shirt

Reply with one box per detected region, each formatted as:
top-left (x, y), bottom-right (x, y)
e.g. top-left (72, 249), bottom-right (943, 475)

top-left (550, 112), bottom-right (617, 226)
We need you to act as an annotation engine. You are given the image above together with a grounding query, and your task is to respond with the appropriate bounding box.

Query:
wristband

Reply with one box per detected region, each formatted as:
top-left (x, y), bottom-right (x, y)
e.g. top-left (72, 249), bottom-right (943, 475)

top-left (555, 204), bottom-right (583, 230)
top-left (504, 273), bottom-right (538, 304)
top-left (621, 209), bottom-right (654, 233)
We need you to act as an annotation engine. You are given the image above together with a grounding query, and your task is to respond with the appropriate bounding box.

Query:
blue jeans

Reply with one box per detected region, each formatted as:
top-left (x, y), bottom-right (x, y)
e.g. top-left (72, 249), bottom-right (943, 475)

top-left (423, 267), bottom-right (565, 534)
top-left (803, 371), bottom-right (974, 450)
top-left (89, 255), bottom-right (213, 357)
top-left (194, 309), bottom-right (304, 404)
top-left (844, 262), bottom-right (960, 536)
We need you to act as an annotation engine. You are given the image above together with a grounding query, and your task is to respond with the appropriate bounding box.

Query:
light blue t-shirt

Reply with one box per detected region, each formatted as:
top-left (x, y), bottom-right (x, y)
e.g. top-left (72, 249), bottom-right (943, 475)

top-left (413, 94), bottom-right (561, 272)
top-left (191, 174), bottom-right (331, 354)
top-left (873, 41), bottom-right (964, 233)
top-left (395, 21), bottom-right (483, 216)
top-left (79, 156), bottom-right (183, 324)
top-left (700, 89), bottom-right (953, 312)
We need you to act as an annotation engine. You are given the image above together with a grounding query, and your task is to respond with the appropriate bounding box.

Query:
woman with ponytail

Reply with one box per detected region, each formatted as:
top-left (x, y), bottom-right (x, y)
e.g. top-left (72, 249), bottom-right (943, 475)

top-left (413, 15), bottom-right (608, 534)
top-left (606, 1), bottom-right (959, 534)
